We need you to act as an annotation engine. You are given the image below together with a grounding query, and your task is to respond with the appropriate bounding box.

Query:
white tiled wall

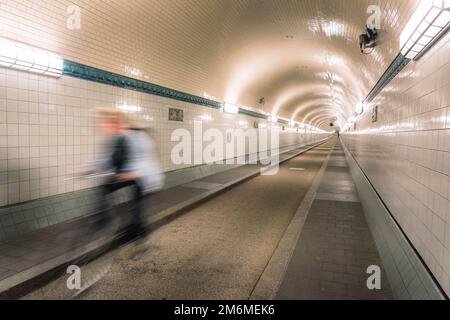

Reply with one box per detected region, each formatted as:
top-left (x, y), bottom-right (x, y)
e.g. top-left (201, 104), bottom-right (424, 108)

top-left (342, 32), bottom-right (450, 296)
top-left (0, 66), bottom-right (328, 208)
top-left (0, 0), bottom-right (420, 118)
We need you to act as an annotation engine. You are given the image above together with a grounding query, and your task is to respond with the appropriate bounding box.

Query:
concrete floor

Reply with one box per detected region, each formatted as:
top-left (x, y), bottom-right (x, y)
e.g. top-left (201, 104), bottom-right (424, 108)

top-left (23, 141), bottom-right (335, 300)
top-left (0, 141), bottom-right (317, 293)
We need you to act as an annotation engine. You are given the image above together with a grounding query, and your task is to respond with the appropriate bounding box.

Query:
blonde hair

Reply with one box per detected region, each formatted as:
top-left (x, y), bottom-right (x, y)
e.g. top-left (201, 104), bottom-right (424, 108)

top-left (95, 107), bottom-right (127, 125)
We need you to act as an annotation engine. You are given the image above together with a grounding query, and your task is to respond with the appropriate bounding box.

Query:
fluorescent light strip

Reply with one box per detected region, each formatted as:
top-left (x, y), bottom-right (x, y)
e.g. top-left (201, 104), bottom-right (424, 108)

top-left (116, 104), bottom-right (142, 113)
top-left (400, 0), bottom-right (450, 60)
top-left (0, 37), bottom-right (63, 77)
top-left (223, 103), bottom-right (239, 114)
top-left (270, 115), bottom-right (278, 123)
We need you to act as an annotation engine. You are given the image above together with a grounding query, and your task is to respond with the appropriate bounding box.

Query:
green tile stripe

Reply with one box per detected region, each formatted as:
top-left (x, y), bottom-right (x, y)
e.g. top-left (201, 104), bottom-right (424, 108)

top-left (364, 53), bottom-right (410, 104)
top-left (63, 60), bottom-right (223, 109)
top-left (238, 108), bottom-right (268, 120)
top-left (63, 60), bottom-right (276, 122)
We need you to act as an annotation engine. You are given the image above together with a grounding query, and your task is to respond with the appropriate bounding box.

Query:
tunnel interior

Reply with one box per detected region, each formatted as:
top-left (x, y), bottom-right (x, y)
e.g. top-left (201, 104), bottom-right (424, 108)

top-left (0, 0), bottom-right (449, 301)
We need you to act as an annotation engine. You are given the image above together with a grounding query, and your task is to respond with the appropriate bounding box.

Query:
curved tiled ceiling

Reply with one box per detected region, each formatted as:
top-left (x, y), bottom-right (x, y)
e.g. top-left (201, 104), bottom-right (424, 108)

top-left (0, 0), bottom-right (420, 130)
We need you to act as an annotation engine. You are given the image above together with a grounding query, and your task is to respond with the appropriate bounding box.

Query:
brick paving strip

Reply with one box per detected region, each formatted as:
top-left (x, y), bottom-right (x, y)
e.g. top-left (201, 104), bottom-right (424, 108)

top-left (252, 140), bottom-right (393, 300)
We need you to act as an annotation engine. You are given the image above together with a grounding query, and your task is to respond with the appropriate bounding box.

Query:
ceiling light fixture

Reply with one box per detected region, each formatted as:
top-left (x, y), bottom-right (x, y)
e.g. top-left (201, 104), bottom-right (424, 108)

top-left (223, 103), bottom-right (239, 114)
top-left (355, 102), bottom-right (364, 114)
top-left (0, 37), bottom-right (63, 77)
top-left (270, 115), bottom-right (278, 123)
top-left (116, 104), bottom-right (142, 113)
top-left (400, 0), bottom-right (450, 60)
top-left (200, 115), bottom-right (214, 122)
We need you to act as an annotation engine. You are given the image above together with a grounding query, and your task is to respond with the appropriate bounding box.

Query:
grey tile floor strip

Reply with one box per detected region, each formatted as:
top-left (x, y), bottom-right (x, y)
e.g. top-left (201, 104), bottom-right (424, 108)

top-left (315, 193), bottom-right (360, 203)
top-left (0, 139), bottom-right (330, 297)
top-left (276, 141), bottom-right (393, 300)
top-left (250, 139), bottom-right (336, 300)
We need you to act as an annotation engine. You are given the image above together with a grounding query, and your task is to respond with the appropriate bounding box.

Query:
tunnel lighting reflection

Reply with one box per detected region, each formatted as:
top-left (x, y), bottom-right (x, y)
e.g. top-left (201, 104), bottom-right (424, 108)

top-left (0, 37), bottom-right (63, 77)
top-left (237, 121), bottom-right (249, 128)
top-left (321, 53), bottom-right (346, 67)
top-left (308, 20), bottom-right (347, 39)
top-left (317, 72), bottom-right (345, 84)
top-left (355, 102), bottom-right (364, 114)
top-left (270, 115), bottom-right (279, 123)
top-left (124, 66), bottom-right (143, 78)
top-left (116, 104), bottom-right (142, 113)
top-left (223, 103), bottom-right (239, 114)
top-left (200, 115), bottom-right (214, 122)
top-left (331, 86), bottom-right (345, 95)
top-left (400, 0), bottom-right (450, 60)
top-left (203, 92), bottom-right (218, 101)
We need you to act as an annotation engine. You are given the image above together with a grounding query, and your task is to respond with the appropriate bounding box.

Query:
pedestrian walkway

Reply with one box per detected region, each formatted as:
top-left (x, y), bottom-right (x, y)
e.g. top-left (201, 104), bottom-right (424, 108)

top-left (0, 140), bottom-right (328, 298)
top-left (276, 141), bottom-right (393, 300)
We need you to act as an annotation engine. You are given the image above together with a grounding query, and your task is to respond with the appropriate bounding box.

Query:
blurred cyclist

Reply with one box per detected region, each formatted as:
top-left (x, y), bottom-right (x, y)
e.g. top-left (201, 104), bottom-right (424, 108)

top-left (125, 113), bottom-right (165, 232)
top-left (92, 108), bottom-right (164, 237)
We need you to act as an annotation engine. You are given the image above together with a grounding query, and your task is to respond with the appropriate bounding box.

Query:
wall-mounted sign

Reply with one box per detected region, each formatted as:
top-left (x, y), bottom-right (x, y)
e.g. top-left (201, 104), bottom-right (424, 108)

top-left (372, 105), bottom-right (378, 123)
top-left (169, 108), bottom-right (184, 122)
top-left (226, 131), bottom-right (233, 143)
